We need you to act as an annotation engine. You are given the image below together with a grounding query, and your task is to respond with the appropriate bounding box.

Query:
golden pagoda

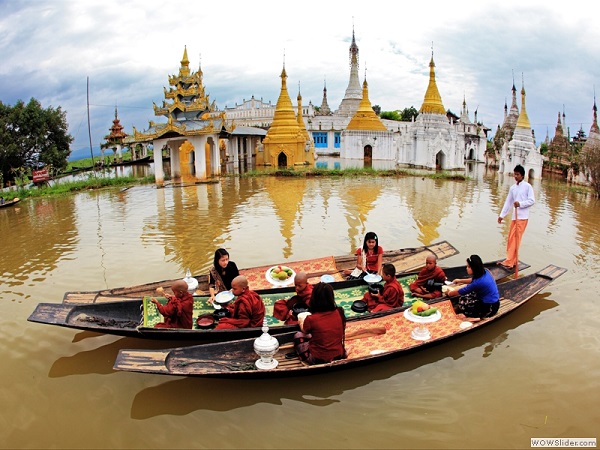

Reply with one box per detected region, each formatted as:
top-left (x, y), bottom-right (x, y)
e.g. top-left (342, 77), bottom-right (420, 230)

top-left (131, 46), bottom-right (234, 185)
top-left (419, 53), bottom-right (446, 115)
top-left (346, 79), bottom-right (387, 131)
top-left (258, 65), bottom-right (314, 167)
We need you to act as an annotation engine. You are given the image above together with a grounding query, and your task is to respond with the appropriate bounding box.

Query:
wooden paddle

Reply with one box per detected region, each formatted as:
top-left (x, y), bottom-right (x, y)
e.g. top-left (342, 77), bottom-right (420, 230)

top-left (514, 206), bottom-right (519, 279)
top-left (279, 325), bottom-right (387, 350)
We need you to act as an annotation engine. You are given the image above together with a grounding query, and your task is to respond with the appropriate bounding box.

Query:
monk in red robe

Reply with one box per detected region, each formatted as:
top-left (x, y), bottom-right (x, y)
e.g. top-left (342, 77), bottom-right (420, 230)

top-left (273, 272), bottom-right (314, 324)
top-left (409, 255), bottom-right (447, 299)
top-left (216, 275), bottom-right (265, 329)
top-left (363, 263), bottom-right (404, 312)
top-left (151, 279), bottom-right (194, 329)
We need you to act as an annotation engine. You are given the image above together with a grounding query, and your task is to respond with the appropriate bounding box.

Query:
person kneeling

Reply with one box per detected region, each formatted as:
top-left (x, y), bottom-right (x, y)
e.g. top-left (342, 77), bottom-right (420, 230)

top-left (215, 275), bottom-right (265, 329)
top-left (447, 255), bottom-right (500, 322)
top-left (293, 282), bottom-right (347, 365)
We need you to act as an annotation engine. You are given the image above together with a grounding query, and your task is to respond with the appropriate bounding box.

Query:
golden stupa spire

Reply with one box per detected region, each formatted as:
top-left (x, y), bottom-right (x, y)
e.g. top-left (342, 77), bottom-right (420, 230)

top-left (516, 73), bottom-right (531, 129)
top-left (346, 75), bottom-right (387, 131)
top-left (419, 46), bottom-right (446, 115)
top-left (179, 46), bottom-right (191, 78)
top-left (263, 63), bottom-right (302, 141)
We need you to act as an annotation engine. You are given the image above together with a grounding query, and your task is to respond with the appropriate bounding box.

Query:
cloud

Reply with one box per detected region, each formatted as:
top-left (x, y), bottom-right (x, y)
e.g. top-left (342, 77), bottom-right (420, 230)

top-left (1, 0), bottom-right (599, 154)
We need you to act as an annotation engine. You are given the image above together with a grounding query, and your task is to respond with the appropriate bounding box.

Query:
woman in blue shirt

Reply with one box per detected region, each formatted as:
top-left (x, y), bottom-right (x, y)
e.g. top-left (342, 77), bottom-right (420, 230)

top-left (447, 254), bottom-right (500, 321)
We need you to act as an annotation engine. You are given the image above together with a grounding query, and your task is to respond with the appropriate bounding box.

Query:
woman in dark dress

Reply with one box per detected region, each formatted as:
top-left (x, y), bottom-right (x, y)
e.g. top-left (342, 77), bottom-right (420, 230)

top-left (293, 282), bottom-right (347, 365)
top-left (208, 248), bottom-right (239, 304)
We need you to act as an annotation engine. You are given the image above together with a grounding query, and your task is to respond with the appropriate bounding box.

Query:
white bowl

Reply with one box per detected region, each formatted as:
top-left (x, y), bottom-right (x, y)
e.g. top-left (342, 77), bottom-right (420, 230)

top-left (363, 273), bottom-right (382, 284)
top-left (215, 291), bottom-right (234, 304)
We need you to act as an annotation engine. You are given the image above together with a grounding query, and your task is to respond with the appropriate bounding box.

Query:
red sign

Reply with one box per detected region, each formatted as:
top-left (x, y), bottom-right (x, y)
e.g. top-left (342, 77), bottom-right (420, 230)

top-left (33, 169), bottom-right (50, 182)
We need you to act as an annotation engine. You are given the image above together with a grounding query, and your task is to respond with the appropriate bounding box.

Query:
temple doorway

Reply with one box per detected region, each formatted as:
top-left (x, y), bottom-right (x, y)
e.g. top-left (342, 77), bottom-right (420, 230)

top-left (435, 151), bottom-right (446, 170)
top-left (277, 152), bottom-right (288, 167)
top-left (364, 145), bottom-right (373, 168)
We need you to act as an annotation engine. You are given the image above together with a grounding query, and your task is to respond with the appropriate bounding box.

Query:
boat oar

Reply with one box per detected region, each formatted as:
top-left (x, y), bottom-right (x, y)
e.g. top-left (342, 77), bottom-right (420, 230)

top-left (279, 326), bottom-right (387, 350)
top-left (514, 206), bottom-right (519, 279)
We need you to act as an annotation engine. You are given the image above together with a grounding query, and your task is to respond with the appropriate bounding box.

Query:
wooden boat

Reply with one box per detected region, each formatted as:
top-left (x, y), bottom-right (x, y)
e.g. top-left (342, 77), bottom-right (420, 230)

top-left (61, 241), bottom-right (459, 304)
top-left (27, 259), bottom-right (527, 341)
top-left (0, 197), bottom-right (20, 208)
top-left (110, 155), bottom-right (151, 166)
top-left (112, 264), bottom-right (566, 378)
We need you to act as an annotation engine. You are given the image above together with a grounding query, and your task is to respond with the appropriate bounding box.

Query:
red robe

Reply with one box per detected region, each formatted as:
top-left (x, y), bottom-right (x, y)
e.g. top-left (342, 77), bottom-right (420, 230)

top-left (273, 284), bottom-right (313, 324)
top-left (154, 292), bottom-right (194, 329)
top-left (409, 266), bottom-right (446, 299)
top-left (216, 289), bottom-right (265, 329)
top-left (364, 278), bottom-right (404, 312)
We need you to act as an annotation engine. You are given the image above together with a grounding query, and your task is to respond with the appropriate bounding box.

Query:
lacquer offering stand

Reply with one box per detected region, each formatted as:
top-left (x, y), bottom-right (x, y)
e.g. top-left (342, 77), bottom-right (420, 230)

top-left (254, 318), bottom-right (280, 369)
top-left (403, 308), bottom-right (442, 341)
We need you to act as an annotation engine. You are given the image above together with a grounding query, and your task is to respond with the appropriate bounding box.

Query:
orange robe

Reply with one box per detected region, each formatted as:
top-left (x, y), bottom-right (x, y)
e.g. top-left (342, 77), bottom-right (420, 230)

top-left (273, 284), bottom-right (313, 324)
top-left (364, 278), bottom-right (404, 312)
top-left (216, 289), bottom-right (265, 329)
top-left (409, 266), bottom-right (446, 299)
top-left (154, 292), bottom-right (194, 329)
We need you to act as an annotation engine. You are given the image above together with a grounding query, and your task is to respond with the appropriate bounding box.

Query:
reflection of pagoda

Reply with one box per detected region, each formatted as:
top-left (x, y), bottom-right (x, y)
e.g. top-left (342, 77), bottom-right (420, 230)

top-left (101, 107), bottom-right (128, 163)
top-left (338, 179), bottom-right (381, 246)
top-left (263, 177), bottom-right (307, 258)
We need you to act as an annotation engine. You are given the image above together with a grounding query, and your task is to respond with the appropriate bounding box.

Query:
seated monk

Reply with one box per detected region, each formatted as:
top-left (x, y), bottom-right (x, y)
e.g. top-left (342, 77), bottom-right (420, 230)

top-left (273, 272), bottom-right (313, 324)
top-left (409, 255), bottom-right (447, 299)
top-left (363, 263), bottom-right (404, 312)
top-left (215, 275), bottom-right (265, 329)
top-left (150, 279), bottom-right (193, 329)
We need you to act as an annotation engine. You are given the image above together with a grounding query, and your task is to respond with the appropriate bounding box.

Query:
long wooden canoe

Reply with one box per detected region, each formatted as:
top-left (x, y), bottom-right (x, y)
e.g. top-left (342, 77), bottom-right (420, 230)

top-left (28, 259), bottom-right (527, 341)
top-left (0, 197), bottom-right (20, 208)
top-left (61, 241), bottom-right (458, 304)
top-left (112, 264), bottom-right (566, 378)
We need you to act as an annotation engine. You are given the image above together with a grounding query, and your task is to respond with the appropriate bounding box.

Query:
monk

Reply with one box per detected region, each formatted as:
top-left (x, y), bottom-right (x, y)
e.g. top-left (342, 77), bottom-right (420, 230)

top-left (273, 272), bottom-right (314, 324)
top-left (363, 263), bottom-right (404, 312)
top-left (150, 279), bottom-right (194, 329)
top-left (215, 275), bottom-right (265, 329)
top-left (409, 255), bottom-right (447, 299)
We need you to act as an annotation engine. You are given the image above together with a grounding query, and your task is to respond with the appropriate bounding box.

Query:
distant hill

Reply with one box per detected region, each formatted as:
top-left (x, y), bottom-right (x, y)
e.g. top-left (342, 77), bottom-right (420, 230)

top-left (68, 146), bottom-right (103, 162)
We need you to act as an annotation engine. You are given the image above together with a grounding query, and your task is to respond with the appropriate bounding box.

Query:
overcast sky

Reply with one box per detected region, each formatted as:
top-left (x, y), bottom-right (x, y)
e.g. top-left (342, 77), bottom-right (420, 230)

top-left (1, 0), bottom-right (599, 155)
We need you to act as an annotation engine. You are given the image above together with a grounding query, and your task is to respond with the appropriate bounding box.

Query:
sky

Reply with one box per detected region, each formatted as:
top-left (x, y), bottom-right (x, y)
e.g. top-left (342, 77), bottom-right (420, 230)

top-left (1, 0), bottom-right (599, 157)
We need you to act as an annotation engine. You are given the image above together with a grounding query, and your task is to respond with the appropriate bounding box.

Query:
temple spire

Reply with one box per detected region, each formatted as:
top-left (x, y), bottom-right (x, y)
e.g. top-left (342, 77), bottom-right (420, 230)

top-left (516, 73), bottom-right (531, 129)
top-left (337, 25), bottom-right (362, 116)
top-left (419, 47), bottom-right (446, 115)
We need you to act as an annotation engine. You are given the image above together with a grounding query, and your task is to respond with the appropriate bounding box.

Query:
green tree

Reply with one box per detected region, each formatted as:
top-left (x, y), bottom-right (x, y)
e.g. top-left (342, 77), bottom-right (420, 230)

top-left (0, 98), bottom-right (72, 184)
top-left (379, 107), bottom-right (418, 122)
top-left (372, 104), bottom-right (381, 115)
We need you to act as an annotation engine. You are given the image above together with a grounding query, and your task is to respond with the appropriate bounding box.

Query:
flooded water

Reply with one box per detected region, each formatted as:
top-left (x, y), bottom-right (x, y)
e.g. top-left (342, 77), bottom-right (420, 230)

top-left (1, 164), bottom-right (599, 449)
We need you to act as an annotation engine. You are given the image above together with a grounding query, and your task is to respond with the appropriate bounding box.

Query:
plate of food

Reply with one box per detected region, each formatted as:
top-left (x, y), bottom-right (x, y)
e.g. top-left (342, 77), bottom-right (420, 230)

top-left (265, 265), bottom-right (296, 286)
top-left (215, 291), bottom-right (234, 305)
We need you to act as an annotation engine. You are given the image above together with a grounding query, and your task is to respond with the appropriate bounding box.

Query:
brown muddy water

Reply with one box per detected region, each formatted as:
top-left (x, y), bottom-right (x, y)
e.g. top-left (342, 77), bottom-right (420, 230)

top-left (1, 164), bottom-right (598, 449)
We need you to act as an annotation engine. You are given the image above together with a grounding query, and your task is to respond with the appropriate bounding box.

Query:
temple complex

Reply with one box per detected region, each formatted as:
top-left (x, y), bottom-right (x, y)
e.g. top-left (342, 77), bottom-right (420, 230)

top-left (497, 79), bottom-right (544, 178)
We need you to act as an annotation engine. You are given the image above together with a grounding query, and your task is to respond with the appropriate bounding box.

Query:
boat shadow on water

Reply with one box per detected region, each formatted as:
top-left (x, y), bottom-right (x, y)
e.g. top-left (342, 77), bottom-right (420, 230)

top-left (109, 294), bottom-right (558, 419)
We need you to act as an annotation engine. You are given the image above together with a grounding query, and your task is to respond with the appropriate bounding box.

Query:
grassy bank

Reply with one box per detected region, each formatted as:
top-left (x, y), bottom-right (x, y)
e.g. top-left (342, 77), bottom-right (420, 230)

top-left (240, 166), bottom-right (468, 180)
top-left (6, 175), bottom-right (155, 200)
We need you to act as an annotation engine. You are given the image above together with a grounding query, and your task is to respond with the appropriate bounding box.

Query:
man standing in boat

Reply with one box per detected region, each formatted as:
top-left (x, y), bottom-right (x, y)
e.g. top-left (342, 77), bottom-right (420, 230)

top-left (497, 164), bottom-right (535, 270)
